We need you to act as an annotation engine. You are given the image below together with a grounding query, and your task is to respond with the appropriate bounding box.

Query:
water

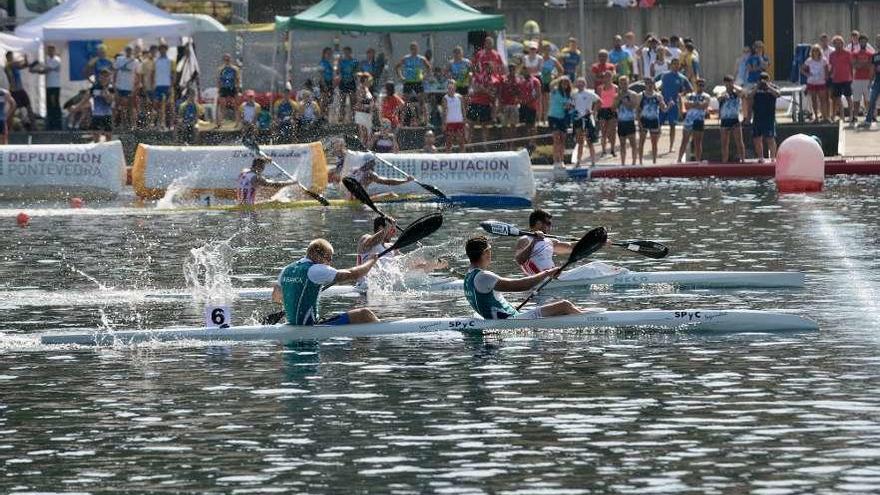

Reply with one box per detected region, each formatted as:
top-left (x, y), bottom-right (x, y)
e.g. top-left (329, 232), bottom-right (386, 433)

top-left (2, 177), bottom-right (880, 493)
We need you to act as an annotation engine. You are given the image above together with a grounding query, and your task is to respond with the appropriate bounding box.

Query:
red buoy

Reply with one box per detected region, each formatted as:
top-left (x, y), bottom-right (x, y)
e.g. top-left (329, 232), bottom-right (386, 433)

top-left (16, 212), bottom-right (30, 227)
top-left (775, 134), bottom-right (824, 193)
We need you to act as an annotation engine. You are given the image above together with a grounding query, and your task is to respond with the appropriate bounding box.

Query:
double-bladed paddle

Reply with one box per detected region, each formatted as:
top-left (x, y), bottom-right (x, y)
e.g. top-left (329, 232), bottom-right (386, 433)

top-left (370, 152), bottom-right (448, 200)
top-left (342, 176), bottom-right (388, 218)
top-left (242, 139), bottom-right (331, 206)
top-left (261, 212), bottom-right (445, 325)
top-left (515, 227), bottom-right (608, 312)
top-left (480, 220), bottom-right (669, 259)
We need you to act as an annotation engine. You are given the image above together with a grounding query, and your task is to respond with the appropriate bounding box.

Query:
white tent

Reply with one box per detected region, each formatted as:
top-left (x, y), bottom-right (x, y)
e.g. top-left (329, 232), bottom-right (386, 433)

top-left (15, 0), bottom-right (191, 41)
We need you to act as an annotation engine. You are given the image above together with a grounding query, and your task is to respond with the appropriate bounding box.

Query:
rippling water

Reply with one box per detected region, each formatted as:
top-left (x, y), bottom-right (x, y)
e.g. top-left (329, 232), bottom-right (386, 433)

top-left (2, 177), bottom-right (880, 493)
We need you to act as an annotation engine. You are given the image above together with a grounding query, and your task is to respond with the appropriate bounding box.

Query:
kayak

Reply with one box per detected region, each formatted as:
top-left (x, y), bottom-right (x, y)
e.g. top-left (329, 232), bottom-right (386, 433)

top-left (39, 309), bottom-right (818, 346)
top-left (163, 194), bottom-right (428, 213)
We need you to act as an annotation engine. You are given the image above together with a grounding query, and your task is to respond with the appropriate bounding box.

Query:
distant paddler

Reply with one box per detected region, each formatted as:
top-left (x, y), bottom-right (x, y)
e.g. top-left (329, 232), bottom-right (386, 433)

top-left (236, 156), bottom-right (299, 206)
top-left (357, 216), bottom-right (448, 286)
top-left (346, 158), bottom-right (414, 202)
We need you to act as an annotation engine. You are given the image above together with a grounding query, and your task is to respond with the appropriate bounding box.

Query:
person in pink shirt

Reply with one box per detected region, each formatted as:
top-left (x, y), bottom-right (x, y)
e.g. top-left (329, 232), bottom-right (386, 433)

top-left (474, 36), bottom-right (503, 76)
top-left (828, 36), bottom-right (854, 124)
top-left (851, 34), bottom-right (875, 119)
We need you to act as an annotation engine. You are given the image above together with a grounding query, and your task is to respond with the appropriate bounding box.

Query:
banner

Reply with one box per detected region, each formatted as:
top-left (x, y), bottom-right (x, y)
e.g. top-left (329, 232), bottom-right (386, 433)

top-left (342, 150), bottom-right (535, 200)
top-left (131, 142), bottom-right (328, 199)
top-left (0, 141), bottom-right (125, 198)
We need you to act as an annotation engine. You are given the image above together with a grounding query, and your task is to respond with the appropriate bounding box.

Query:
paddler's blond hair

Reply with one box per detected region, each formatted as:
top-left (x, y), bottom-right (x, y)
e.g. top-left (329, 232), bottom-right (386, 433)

top-left (306, 239), bottom-right (334, 261)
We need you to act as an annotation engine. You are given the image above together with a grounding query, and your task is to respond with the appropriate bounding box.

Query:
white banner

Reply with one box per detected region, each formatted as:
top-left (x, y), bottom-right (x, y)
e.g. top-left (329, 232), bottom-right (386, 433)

top-left (0, 141), bottom-right (125, 198)
top-left (132, 142), bottom-right (327, 199)
top-left (342, 150), bottom-right (535, 200)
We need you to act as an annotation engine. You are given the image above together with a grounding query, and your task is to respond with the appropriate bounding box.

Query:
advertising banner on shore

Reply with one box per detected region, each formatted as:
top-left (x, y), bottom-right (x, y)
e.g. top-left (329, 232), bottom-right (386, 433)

top-left (342, 150), bottom-right (535, 201)
top-left (0, 141), bottom-right (125, 199)
top-left (132, 143), bottom-right (328, 200)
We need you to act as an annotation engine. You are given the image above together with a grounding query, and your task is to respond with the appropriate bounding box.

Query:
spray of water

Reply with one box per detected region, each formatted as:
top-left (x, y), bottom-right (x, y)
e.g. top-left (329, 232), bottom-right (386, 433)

top-left (183, 240), bottom-right (238, 304)
top-left (156, 168), bottom-right (204, 209)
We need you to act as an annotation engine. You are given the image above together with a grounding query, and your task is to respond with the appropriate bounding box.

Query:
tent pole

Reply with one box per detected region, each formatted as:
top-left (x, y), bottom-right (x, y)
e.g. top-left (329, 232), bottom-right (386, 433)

top-left (270, 26), bottom-right (279, 96)
top-left (285, 30), bottom-right (293, 89)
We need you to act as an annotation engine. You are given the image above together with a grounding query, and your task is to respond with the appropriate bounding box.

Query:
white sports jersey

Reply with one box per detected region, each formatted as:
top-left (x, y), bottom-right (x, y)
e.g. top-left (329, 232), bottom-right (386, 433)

top-left (237, 170), bottom-right (258, 205)
top-left (519, 236), bottom-right (555, 275)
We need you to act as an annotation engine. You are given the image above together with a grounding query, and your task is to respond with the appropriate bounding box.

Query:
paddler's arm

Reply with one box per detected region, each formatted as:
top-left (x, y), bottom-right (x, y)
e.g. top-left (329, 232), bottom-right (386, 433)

top-left (513, 235), bottom-right (538, 266)
top-left (252, 174), bottom-right (298, 188)
top-left (551, 239), bottom-right (573, 255)
top-left (271, 283), bottom-right (282, 303)
top-left (334, 256), bottom-right (378, 283)
top-left (358, 220), bottom-right (395, 252)
top-left (494, 268), bottom-right (558, 292)
top-left (372, 174), bottom-right (413, 186)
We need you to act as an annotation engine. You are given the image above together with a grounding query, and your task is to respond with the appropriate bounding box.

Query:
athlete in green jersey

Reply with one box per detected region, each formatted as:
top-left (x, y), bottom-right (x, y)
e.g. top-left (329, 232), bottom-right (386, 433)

top-left (463, 236), bottom-right (584, 320)
top-left (272, 239), bottom-right (378, 326)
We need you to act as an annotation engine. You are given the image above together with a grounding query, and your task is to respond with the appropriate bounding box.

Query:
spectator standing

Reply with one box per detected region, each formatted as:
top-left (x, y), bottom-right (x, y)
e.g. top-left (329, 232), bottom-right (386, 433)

top-left (441, 80), bottom-right (467, 152)
top-left (395, 42), bottom-right (431, 125)
top-left (666, 35), bottom-right (683, 62)
top-left (152, 44), bottom-right (173, 129)
top-left (113, 46), bottom-right (139, 129)
top-left (590, 50), bottom-right (616, 88)
top-left (547, 76), bottom-right (573, 168)
top-left (90, 68), bottom-right (115, 142)
top-left (637, 77), bottom-right (665, 164)
top-left (353, 72), bottom-right (375, 145)
top-left (41, 45), bottom-right (62, 130)
top-left (369, 118), bottom-right (398, 152)
top-left (237, 89), bottom-right (261, 143)
top-left (560, 37), bottom-right (582, 81)
top-left (381, 81), bottom-right (405, 129)
top-left (296, 89), bottom-right (321, 141)
top-left (177, 89), bottom-right (202, 144)
top-left (657, 58), bottom-right (691, 154)
top-left (717, 75), bottom-right (746, 163)
top-left (743, 40), bottom-right (769, 123)
top-left (517, 64), bottom-right (542, 153)
top-left (734, 46), bottom-right (750, 85)
top-left (802, 45), bottom-right (830, 122)
top-left (860, 34), bottom-right (880, 128)
top-left (828, 35), bottom-right (854, 124)
top-left (317, 47), bottom-right (335, 121)
top-left (0, 87), bottom-right (16, 144)
top-left (467, 65), bottom-right (496, 150)
top-left (681, 40), bottom-right (701, 84)
top-left (4, 52), bottom-right (35, 130)
top-left (360, 48), bottom-right (384, 94)
top-left (615, 75), bottom-right (639, 166)
top-left (638, 37), bottom-right (658, 80)
top-left (651, 48), bottom-right (669, 78)
top-left (539, 43), bottom-right (563, 123)
top-left (215, 53), bottom-right (241, 128)
top-left (139, 46), bottom-right (156, 129)
top-left (597, 71), bottom-right (618, 156)
top-left (498, 65), bottom-right (520, 149)
top-left (609, 35), bottom-right (633, 79)
top-left (338, 47), bottom-right (359, 123)
top-left (846, 30), bottom-right (875, 53)
top-left (522, 42), bottom-right (543, 79)
top-left (273, 86), bottom-right (298, 143)
top-left (474, 36), bottom-right (504, 76)
top-left (818, 33), bottom-right (834, 60)
top-left (852, 34), bottom-right (875, 120)
top-left (750, 73), bottom-right (779, 161)
top-left (571, 76), bottom-right (599, 167)
top-left (677, 78), bottom-right (709, 163)
top-left (623, 32), bottom-right (640, 77)
top-left (84, 44), bottom-right (112, 79)
top-left (447, 46), bottom-right (473, 100)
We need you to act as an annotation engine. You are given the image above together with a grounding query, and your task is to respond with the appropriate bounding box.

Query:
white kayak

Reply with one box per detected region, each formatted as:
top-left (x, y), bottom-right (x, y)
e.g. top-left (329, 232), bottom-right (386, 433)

top-left (40, 309), bottom-right (818, 346)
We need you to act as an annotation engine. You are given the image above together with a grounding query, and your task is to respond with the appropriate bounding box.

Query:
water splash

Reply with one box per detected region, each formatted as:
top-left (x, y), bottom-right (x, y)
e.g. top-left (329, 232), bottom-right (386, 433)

top-left (156, 168), bottom-right (203, 209)
top-left (183, 240), bottom-right (237, 304)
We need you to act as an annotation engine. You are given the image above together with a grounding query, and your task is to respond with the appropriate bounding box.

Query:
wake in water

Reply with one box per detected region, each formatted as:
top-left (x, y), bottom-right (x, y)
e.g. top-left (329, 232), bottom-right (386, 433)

top-left (362, 237), bottom-right (464, 297)
top-left (183, 240), bottom-right (238, 304)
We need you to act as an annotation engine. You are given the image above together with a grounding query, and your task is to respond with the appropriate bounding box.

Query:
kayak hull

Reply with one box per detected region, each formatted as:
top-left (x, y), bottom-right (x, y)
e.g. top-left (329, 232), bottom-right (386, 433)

top-left (40, 309), bottom-right (818, 346)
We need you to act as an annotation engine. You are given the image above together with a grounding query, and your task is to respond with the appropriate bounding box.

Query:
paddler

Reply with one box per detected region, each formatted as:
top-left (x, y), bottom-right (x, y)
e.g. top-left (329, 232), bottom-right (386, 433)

top-left (346, 158), bottom-right (414, 201)
top-left (464, 236), bottom-right (584, 319)
top-left (272, 238), bottom-right (379, 325)
top-left (356, 216), bottom-right (448, 286)
top-left (236, 156), bottom-right (298, 206)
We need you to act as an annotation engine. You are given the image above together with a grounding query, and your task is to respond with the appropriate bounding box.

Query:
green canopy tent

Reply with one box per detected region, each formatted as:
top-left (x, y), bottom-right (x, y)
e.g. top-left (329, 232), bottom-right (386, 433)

top-left (272, 0), bottom-right (505, 93)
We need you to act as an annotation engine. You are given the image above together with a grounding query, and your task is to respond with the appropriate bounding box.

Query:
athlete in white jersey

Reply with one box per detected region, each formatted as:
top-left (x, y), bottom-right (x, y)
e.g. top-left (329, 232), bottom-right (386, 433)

top-left (357, 216), bottom-right (447, 287)
top-left (236, 157), bottom-right (298, 206)
top-left (514, 209), bottom-right (574, 274)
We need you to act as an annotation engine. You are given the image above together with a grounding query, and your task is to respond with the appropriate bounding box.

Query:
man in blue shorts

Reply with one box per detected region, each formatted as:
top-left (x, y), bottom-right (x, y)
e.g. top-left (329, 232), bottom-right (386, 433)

top-left (656, 58), bottom-right (691, 154)
top-left (272, 239), bottom-right (380, 326)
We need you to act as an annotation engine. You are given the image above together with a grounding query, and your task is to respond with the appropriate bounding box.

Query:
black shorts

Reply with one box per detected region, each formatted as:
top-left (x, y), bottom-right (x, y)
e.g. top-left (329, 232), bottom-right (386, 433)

top-left (831, 81), bottom-right (852, 98)
top-left (219, 87), bottom-right (237, 98)
top-left (617, 120), bottom-right (637, 137)
top-left (598, 108), bottom-right (617, 121)
top-left (91, 115), bottom-right (112, 132)
top-left (340, 79), bottom-right (356, 94)
top-left (541, 81), bottom-right (551, 94)
top-left (467, 103), bottom-right (492, 123)
top-left (519, 106), bottom-right (537, 125)
top-left (403, 81), bottom-right (424, 95)
top-left (720, 118), bottom-right (741, 128)
top-left (573, 115), bottom-right (597, 141)
top-left (548, 116), bottom-right (569, 133)
top-left (11, 89), bottom-right (30, 108)
top-left (752, 119), bottom-right (776, 138)
top-left (456, 86), bottom-right (469, 96)
top-left (686, 119), bottom-right (705, 132)
top-left (640, 118), bottom-right (660, 132)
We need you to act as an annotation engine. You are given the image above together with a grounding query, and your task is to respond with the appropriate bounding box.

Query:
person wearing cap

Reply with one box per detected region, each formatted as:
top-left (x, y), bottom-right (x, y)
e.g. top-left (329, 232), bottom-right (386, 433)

top-left (354, 71), bottom-right (375, 145)
top-left (215, 53), bottom-right (241, 128)
top-left (90, 68), bottom-right (116, 142)
top-left (236, 89), bottom-right (262, 143)
top-left (463, 236), bottom-right (584, 321)
top-left (176, 87), bottom-right (202, 145)
top-left (273, 85), bottom-right (299, 143)
top-left (237, 156), bottom-right (298, 206)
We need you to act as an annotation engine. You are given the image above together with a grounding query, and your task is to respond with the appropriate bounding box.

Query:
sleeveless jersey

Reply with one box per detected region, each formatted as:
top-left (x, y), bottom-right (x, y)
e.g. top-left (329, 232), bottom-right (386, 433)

top-left (640, 93), bottom-right (661, 121)
top-left (402, 55), bottom-right (424, 82)
top-left (540, 57), bottom-right (558, 84)
top-left (319, 59), bottom-right (334, 83)
top-left (356, 241), bottom-right (393, 286)
top-left (617, 94), bottom-right (637, 122)
top-left (719, 91), bottom-right (741, 120)
top-left (444, 94), bottom-right (464, 123)
top-left (276, 99), bottom-right (295, 121)
top-left (219, 66), bottom-right (237, 89)
top-left (684, 92), bottom-right (708, 123)
top-left (278, 259), bottom-right (323, 326)
top-left (464, 268), bottom-right (519, 320)
top-left (237, 170), bottom-right (258, 205)
top-left (519, 237), bottom-right (555, 275)
top-left (179, 101), bottom-right (199, 124)
top-left (449, 58), bottom-right (472, 87)
top-left (339, 57), bottom-right (358, 82)
top-left (93, 57), bottom-right (113, 77)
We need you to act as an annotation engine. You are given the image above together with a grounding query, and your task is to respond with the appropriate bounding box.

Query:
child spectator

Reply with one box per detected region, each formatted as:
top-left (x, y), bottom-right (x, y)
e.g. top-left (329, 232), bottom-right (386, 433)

top-left (441, 80), bottom-right (467, 153)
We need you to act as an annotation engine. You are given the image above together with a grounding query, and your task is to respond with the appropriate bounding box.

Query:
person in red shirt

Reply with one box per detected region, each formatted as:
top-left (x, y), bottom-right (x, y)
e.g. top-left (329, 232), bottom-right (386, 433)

top-left (467, 66), bottom-right (497, 151)
top-left (852, 34), bottom-right (875, 119)
top-left (828, 35), bottom-right (854, 124)
top-left (380, 82), bottom-right (405, 129)
top-left (517, 65), bottom-right (542, 153)
top-left (474, 36), bottom-right (504, 76)
top-left (590, 50), bottom-right (616, 89)
top-left (497, 65), bottom-right (521, 149)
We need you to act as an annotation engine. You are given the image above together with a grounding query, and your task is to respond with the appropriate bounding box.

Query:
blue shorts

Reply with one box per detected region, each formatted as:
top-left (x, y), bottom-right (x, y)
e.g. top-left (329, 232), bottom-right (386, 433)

top-left (117, 89), bottom-right (132, 97)
top-left (548, 116), bottom-right (569, 133)
top-left (320, 312), bottom-right (351, 326)
top-left (152, 86), bottom-right (170, 101)
top-left (752, 120), bottom-right (776, 138)
top-left (660, 103), bottom-right (679, 125)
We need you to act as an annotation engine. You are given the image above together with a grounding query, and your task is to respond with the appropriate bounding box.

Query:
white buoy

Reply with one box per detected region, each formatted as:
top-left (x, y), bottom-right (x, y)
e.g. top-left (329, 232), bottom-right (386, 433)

top-left (775, 134), bottom-right (824, 193)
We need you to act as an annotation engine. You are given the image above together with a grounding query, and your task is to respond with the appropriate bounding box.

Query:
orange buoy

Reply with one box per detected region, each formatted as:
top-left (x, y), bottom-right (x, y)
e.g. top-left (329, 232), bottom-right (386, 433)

top-left (775, 134), bottom-right (824, 193)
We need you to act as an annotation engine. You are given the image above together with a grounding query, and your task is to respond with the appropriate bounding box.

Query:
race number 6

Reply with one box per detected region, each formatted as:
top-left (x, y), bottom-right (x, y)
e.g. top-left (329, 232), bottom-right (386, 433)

top-left (205, 305), bottom-right (232, 329)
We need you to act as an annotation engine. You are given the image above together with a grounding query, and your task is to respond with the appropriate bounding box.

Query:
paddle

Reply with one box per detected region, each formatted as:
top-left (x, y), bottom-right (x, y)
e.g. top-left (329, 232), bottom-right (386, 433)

top-left (342, 176), bottom-right (387, 218)
top-left (261, 212), bottom-right (445, 325)
top-left (480, 220), bottom-right (668, 259)
top-left (515, 226), bottom-right (608, 312)
top-left (243, 139), bottom-right (331, 206)
top-left (370, 153), bottom-right (448, 200)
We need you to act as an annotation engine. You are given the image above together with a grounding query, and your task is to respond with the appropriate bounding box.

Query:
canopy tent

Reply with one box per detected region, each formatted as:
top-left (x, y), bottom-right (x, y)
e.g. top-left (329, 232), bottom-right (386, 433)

top-left (275, 0), bottom-right (505, 33)
top-left (15, 0), bottom-right (191, 41)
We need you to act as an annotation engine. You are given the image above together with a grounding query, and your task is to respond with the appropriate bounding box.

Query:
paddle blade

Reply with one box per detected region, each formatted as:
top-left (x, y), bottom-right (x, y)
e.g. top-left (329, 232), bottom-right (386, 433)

top-left (261, 310), bottom-right (285, 325)
top-left (417, 181), bottom-right (448, 200)
top-left (568, 226), bottom-right (608, 265)
top-left (480, 220), bottom-right (520, 237)
top-left (302, 187), bottom-right (331, 207)
top-left (381, 213), bottom-right (444, 256)
top-left (342, 176), bottom-right (381, 214)
top-left (611, 240), bottom-right (669, 259)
